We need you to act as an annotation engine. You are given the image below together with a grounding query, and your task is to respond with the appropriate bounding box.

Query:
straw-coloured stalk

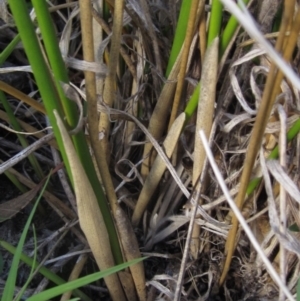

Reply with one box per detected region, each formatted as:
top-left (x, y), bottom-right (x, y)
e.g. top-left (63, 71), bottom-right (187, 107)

top-left (123, 29), bottom-right (143, 155)
top-left (167, 0), bottom-right (202, 131)
top-left (132, 112), bottom-right (186, 226)
top-left (0, 81), bottom-right (46, 114)
top-left (54, 110), bottom-right (126, 301)
top-left (79, 6), bottom-right (145, 290)
top-left (100, 0), bottom-right (124, 159)
top-left (115, 207), bottom-right (147, 301)
top-left (60, 253), bottom-right (88, 301)
top-left (79, 0), bottom-right (123, 264)
top-left (140, 51), bottom-right (182, 179)
top-left (190, 37), bottom-right (219, 259)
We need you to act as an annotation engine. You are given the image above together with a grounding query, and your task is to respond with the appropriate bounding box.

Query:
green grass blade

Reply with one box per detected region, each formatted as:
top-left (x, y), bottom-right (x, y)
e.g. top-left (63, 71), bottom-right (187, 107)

top-left (26, 257), bottom-right (146, 301)
top-left (0, 34), bottom-right (20, 63)
top-left (207, 0), bottom-right (223, 46)
top-left (165, 0), bottom-right (192, 77)
top-left (0, 240), bottom-right (92, 301)
top-left (1, 174), bottom-right (50, 301)
top-left (30, 0), bottom-right (123, 263)
top-left (246, 177), bottom-right (261, 196)
top-left (14, 225), bottom-right (38, 301)
top-left (31, 0), bottom-right (78, 127)
top-left (220, 0), bottom-right (250, 56)
top-left (184, 82), bottom-right (201, 119)
top-left (8, 0), bottom-right (70, 175)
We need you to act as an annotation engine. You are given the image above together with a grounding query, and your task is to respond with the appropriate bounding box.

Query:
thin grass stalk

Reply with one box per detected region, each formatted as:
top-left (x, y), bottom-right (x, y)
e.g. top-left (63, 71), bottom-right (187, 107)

top-left (278, 105), bottom-right (287, 301)
top-left (14, 225), bottom-right (38, 301)
top-left (100, 0), bottom-right (124, 158)
top-left (168, 0), bottom-right (201, 131)
top-left (199, 2), bottom-right (207, 63)
top-left (78, 0), bottom-right (123, 265)
top-left (92, 0), bottom-right (105, 107)
top-left (0, 81), bottom-right (46, 114)
top-left (221, 30), bottom-right (283, 286)
top-left (80, 1), bottom-right (145, 292)
top-left (220, 0), bottom-right (297, 285)
top-left (228, 3), bottom-right (300, 196)
top-left (60, 254), bottom-right (88, 301)
top-left (0, 34), bottom-right (20, 63)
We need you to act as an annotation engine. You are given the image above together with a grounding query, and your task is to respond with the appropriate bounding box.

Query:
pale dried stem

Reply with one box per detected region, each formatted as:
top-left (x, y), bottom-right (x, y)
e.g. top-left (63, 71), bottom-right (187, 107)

top-left (278, 104), bottom-right (287, 301)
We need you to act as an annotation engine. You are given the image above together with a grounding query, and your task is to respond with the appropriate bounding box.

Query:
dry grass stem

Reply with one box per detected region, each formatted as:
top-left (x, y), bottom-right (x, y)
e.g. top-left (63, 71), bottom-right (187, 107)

top-left (100, 0), bottom-right (125, 157)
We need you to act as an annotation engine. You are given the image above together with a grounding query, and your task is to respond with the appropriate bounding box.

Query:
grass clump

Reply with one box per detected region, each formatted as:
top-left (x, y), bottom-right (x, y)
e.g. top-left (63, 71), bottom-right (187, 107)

top-left (0, 0), bottom-right (300, 300)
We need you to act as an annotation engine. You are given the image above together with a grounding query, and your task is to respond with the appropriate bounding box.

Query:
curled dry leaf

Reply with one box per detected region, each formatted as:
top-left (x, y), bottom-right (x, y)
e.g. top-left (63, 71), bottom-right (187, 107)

top-left (97, 104), bottom-right (190, 199)
top-left (261, 152), bottom-right (300, 257)
top-left (220, 0), bottom-right (300, 90)
top-left (266, 160), bottom-right (300, 205)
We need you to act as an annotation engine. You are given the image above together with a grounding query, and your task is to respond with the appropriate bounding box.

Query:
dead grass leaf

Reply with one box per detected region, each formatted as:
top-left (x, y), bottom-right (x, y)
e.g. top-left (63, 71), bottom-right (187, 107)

top-left (191, 37), bottom-right (219, 259)
top-left (0, 186), bottom-right (40, 222)
top-left (54, 110), bottom-right (126, 301)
